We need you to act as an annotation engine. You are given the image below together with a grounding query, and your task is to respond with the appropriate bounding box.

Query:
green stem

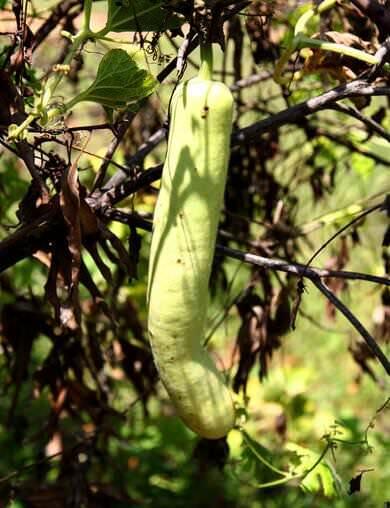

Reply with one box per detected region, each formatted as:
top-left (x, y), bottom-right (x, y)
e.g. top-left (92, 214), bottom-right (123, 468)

top-left (295, 0), bottom-right (337, 36)
top-left (62, 92), bottom-right (85, 113)
top-left (40, 0), bottom-right (94, 113)
top-left (241, 430), bottom-right (289, 477)
top-left (231, 437), bottom-right (332, 491)
top-left (317, 0), bottom-right (338, 14)
top-left (297, 36), bottom-right (380, 65)
top-left (8, 113), bottom-right (37, 139)
top-left (199, 43), bottom-right (213, 80)
top-left (82, 0), bottom-right (93, 32)
top-left (294, 8), bottom-right (315, 36)
top-left (244, 473), bottom-right (302, 489)
top-left (41, 32), bottom-right (87, 111)
top-left (274, 47), bottom-right (294, 84)
top-left (95, 35), bottom-right (135, 45)
top-left (275, 0), bottom-right (344, 83)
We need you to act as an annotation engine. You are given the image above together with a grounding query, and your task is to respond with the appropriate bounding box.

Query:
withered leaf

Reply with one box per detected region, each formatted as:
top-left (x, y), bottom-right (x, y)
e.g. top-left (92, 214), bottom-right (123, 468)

top-left (100, 223), bottom-right (135, 276)
top-left (304, 31), bottom-right (375, 84)
top-left (55, 161), bottom-right (82, 331)
top-left (349, 340), bottom-right (378, 383)
top-left (233, 291), bottom-right (265, 393)
top-left (348, 472), bottom-right (363, 495)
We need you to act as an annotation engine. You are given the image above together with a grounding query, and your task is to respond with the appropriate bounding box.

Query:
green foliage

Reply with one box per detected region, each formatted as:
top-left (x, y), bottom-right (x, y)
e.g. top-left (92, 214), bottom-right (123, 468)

top-left (351, 153), bottom-right (375, 180)
top-left (286, 442), bottom-right (340, 497)
top-left (104, 0), bottom-right (182, 33)
top-left (66, 49), bottom-right (157, 110)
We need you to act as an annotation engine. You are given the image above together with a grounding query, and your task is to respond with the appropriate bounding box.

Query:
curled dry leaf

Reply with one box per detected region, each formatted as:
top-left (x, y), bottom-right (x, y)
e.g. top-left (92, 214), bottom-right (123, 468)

top-left (45, 161), bottom-right (82, 331)
top-left (303, 31), bottom-right (376, 81)
top-left (233, 291), bottom-right (265, 394)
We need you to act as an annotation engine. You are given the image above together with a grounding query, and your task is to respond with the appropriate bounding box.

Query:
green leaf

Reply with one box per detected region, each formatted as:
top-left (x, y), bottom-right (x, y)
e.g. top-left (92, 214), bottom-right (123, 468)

top-left (286, 442), bottom-right (340, 497)
top-left (240, 430), bottom-right (287, 482)
top-left (351, 152), bottom-right (375, 179)
top-left (104, 0), bottom-right (182, 33)
top-left (67, 49), bottom-right (157, 110)
top-left (6, 501), bottom-right (26, 508)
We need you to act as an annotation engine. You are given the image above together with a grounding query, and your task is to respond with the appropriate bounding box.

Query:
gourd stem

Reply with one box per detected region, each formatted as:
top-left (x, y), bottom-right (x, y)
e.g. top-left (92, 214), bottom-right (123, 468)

top-left (199, 43), bottom-right (213, 80)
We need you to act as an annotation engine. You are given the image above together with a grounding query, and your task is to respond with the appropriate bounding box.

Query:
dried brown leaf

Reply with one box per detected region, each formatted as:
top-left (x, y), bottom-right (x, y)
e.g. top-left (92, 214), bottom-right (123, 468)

top-left (303, 31), bottom-right (376, 83)
top-left (50, 161), bottom-right (83, 331)
top-left (233, 291), bottom-right (265, 393)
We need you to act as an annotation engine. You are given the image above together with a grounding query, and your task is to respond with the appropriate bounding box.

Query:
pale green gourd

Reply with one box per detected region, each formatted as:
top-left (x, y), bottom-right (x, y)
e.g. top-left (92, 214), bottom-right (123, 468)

top-left (147, 46), bottom-right (235, 439)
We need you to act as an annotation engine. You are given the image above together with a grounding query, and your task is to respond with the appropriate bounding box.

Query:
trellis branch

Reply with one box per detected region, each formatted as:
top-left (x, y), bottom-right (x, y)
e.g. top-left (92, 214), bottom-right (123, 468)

top-left (217, 245), bottom-right (390, 287)
top-left (233, 81), bottom-right (390, 145)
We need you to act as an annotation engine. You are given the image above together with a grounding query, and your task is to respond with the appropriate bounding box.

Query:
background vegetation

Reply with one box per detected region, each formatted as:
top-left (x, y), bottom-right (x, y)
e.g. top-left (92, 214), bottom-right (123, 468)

top-left (0, 0), bottom-right (389, 506)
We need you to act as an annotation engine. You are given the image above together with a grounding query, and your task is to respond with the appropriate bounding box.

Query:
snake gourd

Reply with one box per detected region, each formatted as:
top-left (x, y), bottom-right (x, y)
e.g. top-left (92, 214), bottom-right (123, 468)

top-left (147, 46), bottom-right (235, 439)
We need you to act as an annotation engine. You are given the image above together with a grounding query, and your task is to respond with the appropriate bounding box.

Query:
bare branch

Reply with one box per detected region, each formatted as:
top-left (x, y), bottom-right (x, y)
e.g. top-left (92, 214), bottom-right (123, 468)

top-left (0, 207), bottom-right (62, 273)
top-left (217, 246), bottom-right (390, 287)
top-left (91, 110), bottom-right (137, 191)
top-left (233, 81), bottom-right (390, 145)
top-left (329, 103), bottom-right (390, 143)
top-left (99, 208), bottom-right (389, 287)
top-left (1, 203), bottom-right (388, 374)
top-left (350, 0), bottom-right (390, 42)
top-left (311, 276), bottom-right (390, 376)
top-left (94, 133), bottom-right (166, 206)
top-left (16, 141), bottom-right (49, 199)
top-left (32, 0), bottom-right (81, 50)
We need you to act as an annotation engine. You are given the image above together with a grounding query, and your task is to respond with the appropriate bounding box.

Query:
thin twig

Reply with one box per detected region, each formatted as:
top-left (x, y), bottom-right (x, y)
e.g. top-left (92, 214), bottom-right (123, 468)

top-left (291, 201), bottom-right (385, 328)
top-left (91, 110), bottom-right (137, 191)
top-left (311, 276), bottom-right (390, 375)
top-left (318, 129), bottom-right (390, 167)
top-left (0, 450), bottom-right (64, 485)
top-left (233, 81), bottom-right (390, 145)
top-left (101, 209), bottom-right (390, 287)
top-left (329, 103), bottom-right (390, 143)
top-left (95, 132), bottom-right (166, 206)
top-left (304, 202), bottom-right (385, 272)
top-left (218, 245), bottom-right (390, 287)
top-left (16, 140), bottom-right (49, 199)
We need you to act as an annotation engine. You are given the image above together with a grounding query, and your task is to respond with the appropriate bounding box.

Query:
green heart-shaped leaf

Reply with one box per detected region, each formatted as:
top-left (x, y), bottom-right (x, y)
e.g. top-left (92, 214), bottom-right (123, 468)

top-left (67, 49), bottom-right (157, 110)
